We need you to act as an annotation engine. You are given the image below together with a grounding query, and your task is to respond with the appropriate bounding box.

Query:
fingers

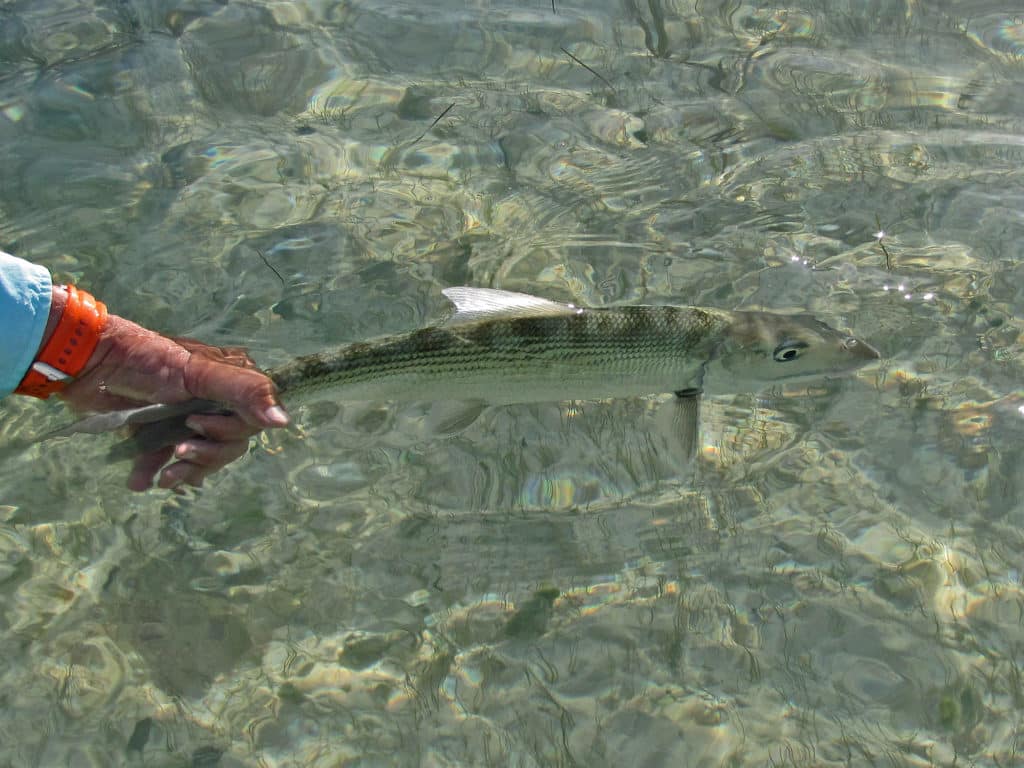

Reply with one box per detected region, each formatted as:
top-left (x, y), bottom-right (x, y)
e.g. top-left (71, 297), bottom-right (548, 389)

top-left (126, 402), bottom-right (276, 492)
top-left (183, 355), bottom-right (289, 429)
top-left (158, 437), bottom-right (251, 489)
top-left (128, 447), bottom-right (175, 492)
top-left (128, 436), bottom-right (252, 491)
top-left (172, 437), bottom-right (250, 471)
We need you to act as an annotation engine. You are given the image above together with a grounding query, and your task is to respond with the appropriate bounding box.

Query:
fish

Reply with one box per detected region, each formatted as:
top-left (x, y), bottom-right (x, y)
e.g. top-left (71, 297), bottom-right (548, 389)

top-left (45, 287), bottom-right (880, 455)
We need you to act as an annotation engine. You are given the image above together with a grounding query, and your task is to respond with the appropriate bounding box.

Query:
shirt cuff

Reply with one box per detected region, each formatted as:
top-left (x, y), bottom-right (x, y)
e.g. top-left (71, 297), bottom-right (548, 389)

top-left (0, 251), bottom-right (53, 397)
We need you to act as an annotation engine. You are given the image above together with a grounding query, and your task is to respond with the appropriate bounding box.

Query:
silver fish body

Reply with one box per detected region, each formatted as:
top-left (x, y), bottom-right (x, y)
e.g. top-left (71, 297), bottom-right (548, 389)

top-left (270, 305), bottom-right (729, 404)
top-left (267, 287), bottom-right (877, 401)
top-left (49, 287), bottom-right (880, 454)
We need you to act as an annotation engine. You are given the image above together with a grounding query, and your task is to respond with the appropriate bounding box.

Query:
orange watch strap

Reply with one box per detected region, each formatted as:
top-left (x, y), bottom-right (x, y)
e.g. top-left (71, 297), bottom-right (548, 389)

top-left (15, 285), bottom-right (108, 399)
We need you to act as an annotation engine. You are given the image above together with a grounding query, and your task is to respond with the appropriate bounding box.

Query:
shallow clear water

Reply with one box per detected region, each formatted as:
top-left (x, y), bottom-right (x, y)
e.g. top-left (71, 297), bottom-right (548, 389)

top-left (2, 1), bottom-right (1024, 765)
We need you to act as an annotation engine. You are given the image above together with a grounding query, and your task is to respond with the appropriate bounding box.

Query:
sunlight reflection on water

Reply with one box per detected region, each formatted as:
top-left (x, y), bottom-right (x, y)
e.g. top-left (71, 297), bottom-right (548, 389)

top-left (2, 0), bottom-right (1024, 765)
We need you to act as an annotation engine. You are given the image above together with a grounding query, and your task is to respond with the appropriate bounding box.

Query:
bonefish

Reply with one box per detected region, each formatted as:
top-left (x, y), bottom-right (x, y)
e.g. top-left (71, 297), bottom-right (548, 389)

top-left (48, 287), bottom-right (880, 453)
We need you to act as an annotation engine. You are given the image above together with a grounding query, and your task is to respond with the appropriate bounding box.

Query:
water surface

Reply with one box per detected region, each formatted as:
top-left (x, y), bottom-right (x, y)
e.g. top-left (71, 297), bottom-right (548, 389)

top-left (1, 1), bottom-right (1024, 765)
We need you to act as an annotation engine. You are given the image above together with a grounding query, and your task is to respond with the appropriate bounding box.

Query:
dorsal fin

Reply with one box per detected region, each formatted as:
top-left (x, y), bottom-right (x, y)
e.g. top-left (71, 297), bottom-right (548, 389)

top-left (441, 287), bottom-right (579, 326)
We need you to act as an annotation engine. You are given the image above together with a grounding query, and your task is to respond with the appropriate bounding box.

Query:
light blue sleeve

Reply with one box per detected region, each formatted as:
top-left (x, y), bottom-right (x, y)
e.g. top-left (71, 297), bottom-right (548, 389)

top-left (0, 250), bottom-right (53, 397)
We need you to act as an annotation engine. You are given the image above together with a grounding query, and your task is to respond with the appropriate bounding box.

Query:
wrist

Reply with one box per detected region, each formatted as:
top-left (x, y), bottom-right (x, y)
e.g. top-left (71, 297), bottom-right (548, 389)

top-left (39, 285), bottom-right (69, 350)
top-left (15, 284), bottom-right (108, 399)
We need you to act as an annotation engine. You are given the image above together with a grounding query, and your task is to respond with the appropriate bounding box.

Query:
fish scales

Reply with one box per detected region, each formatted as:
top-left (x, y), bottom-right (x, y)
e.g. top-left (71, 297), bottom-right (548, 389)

top-left (267, 305), bottom-right (730, 403)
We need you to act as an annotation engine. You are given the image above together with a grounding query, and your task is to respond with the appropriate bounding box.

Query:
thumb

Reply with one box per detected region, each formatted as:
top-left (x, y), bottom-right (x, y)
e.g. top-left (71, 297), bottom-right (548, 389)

top-left (183, 355), bottom-right (289, 428)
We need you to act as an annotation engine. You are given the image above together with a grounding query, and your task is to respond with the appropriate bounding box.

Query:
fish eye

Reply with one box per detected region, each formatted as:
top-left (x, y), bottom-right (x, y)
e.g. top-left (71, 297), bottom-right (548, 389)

top-left (773, 340), bottom-right (808, 362)
top-left (844, 338), bottom-right (858, 349)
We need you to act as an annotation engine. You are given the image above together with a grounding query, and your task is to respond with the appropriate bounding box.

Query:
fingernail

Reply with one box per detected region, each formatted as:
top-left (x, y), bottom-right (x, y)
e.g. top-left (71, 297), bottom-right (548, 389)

top-left (176, 444), bottom-right (197, 461)
top-left (262, 405), bottom-right (290, 427)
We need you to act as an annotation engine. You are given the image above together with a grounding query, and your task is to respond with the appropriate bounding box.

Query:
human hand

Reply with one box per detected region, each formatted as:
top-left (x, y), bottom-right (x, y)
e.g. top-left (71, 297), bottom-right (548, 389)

top-left (58, 311), bottom-right (288, 491)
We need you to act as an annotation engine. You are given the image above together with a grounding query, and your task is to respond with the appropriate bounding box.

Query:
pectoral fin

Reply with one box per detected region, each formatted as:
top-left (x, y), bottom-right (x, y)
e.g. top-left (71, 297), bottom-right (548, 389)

top-left (672, 387), bottom-right (701, 463)
top-left (422, 400), bottom-right (487, 435)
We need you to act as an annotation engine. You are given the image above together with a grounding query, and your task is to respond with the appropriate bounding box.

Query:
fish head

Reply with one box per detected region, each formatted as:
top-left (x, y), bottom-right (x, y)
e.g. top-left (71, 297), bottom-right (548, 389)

top-left (705, 311), bottom-right (879, 392)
